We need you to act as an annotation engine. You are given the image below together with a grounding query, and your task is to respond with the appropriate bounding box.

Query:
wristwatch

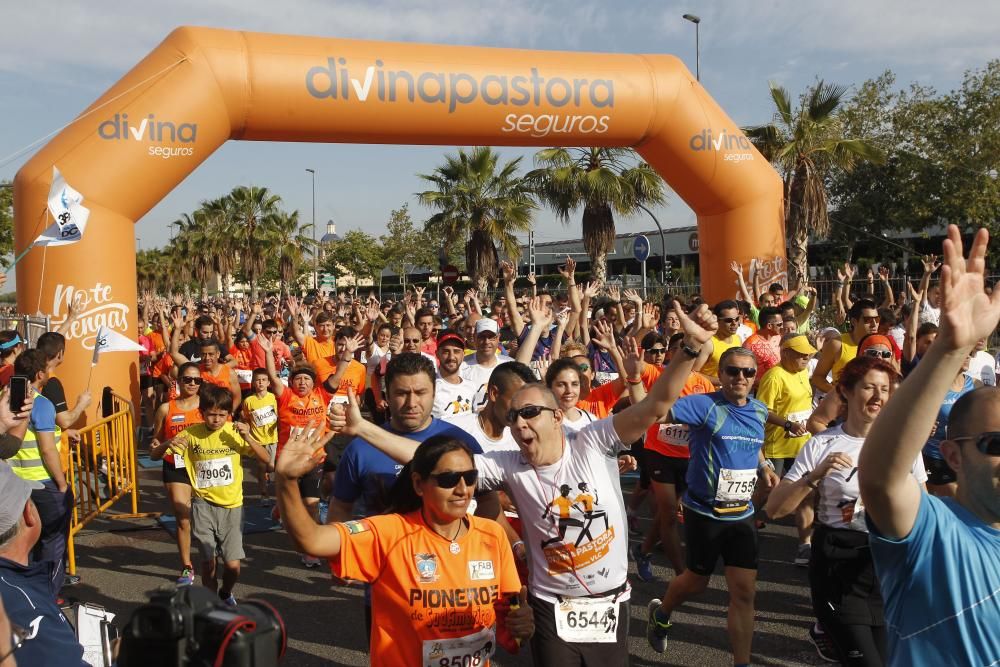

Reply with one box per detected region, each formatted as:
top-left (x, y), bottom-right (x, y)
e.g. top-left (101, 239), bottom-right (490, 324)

top-left (783, 419), bottom-right (794, 432)
top-left (680, 342), bottom-right (700, 358)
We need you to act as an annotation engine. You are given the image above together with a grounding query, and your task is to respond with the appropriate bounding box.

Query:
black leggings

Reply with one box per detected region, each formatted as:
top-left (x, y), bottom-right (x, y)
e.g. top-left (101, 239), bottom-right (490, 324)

top-left (824, 623), bottom-right (886, 666)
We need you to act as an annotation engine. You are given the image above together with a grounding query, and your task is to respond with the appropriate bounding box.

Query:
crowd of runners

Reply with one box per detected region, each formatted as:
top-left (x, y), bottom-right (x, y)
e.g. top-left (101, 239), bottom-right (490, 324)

top-left (0, 224), bottom-right (996, 666)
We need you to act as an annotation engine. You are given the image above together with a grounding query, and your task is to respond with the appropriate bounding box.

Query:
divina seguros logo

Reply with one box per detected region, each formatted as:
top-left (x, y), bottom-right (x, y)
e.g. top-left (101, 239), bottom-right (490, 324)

top-left (689, 128), bottom-right (755, 162)
top-left (305, 58), bottom-right (615, 139)
top-left (97, 113), bottom-right (198, 160)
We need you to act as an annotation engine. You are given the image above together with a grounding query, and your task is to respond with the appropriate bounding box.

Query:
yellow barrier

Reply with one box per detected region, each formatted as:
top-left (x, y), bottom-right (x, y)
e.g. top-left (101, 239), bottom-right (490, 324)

top-left (66, 393), bottom-right (159, 576)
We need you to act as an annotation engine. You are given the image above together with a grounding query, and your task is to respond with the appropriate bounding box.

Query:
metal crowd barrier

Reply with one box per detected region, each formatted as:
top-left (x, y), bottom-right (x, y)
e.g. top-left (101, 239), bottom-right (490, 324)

top-left (66, 392), bottom-right (158, 576)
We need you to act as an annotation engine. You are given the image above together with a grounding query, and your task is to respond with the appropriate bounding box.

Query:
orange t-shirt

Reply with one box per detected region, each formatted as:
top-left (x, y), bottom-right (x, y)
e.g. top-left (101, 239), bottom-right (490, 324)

top-left (276, 385), bottom-right (332, 453)
top-left (302, 336), bottom-right (336, 381)
top-left (332, 360), bottom-right (366, 397)
top-left (149, 331), bottom-right (173, 378)
top-left (159, 399), bottom-right (204, 466)
top-left (229, 344), bottom-right (255, 389)
top-left (577, 363), bottom-right (660, 418)
top-left (644, 368), bottom-right (715, 458)
top-left (332, 512), bottom-right (520, 667)
top-left (200, 363), bottom-right (233, 390)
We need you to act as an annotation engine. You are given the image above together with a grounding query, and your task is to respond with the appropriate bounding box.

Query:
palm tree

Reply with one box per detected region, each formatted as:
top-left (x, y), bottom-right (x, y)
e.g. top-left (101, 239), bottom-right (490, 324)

top-left (745, 81), bottom-right (885, 286)
top-left (225, 186), bottom-right (283, 301)
top-left (200, 197), bottom-right (238, 301)
top-left (171, 212), bottom-right (213, 300)
top-left (268, 209), bottom-right (315, 298)
top-left (418, 147), bottom-right (536, 292)
top-left (527, 148), bottom-right (666, 286)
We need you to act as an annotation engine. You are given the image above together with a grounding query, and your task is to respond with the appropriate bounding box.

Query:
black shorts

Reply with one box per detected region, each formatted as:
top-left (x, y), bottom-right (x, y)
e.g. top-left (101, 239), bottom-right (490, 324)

top-left (644, 450), bottom-right (689, 492)
top-left (140, 375), bottom-right (154, 391)
top-left (162, 461), bottom-right (191, 485)
top-left (298, 467), bottom-right (323, 499)
top-left (768, 457), bottom-right (797, 478)
top-left (923, 454), bottom-right (956, 486)
top-left (683, 506), bottom-right (758, 575)
top-left (528, 592), bottom-right (630, 664)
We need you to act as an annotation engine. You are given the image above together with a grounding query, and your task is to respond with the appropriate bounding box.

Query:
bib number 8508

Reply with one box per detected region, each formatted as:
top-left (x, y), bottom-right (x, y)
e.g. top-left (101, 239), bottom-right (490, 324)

top-left (438, 652), bottom-right (484, 667)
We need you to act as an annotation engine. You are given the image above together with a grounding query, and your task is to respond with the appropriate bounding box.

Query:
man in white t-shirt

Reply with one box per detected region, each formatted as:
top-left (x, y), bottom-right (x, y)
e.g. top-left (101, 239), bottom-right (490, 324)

top-left (432, 330), bottom-right (478, 418)
top-left (328, 302), bottom-right (720, 665)
top-left (461, 318), bottom-right (513, 412)
top-left (444, 362), bottom-right (535, 453)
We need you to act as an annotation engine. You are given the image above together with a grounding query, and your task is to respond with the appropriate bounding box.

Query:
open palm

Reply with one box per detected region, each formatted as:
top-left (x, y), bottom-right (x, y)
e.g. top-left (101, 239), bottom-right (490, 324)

top-left (937, 226), bottom-right (1000, 350)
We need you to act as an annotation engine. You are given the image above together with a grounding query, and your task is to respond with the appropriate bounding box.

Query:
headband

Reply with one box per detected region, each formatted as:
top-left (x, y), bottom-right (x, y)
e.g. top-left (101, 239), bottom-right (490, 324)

top-left (0, 335), bottom-right (23, 350)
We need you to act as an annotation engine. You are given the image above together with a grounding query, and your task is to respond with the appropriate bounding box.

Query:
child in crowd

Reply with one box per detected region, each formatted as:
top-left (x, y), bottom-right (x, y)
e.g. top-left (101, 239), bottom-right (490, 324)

top-left (242, 367), bottom-right (279, 505)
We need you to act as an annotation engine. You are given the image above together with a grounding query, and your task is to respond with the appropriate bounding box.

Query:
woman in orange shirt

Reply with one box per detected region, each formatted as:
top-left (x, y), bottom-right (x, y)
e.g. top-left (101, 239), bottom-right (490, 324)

top-left (148, 362), bottom-right (205, 586)
top-left (275, 432), bottom-right (535, 665)
top-left (229, 332), bottom-right (256, 398)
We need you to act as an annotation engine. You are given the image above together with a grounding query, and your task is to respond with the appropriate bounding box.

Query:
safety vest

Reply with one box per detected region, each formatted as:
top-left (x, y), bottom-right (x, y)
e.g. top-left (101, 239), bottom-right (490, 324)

top-left (8, 390), bottom-right (62, 482)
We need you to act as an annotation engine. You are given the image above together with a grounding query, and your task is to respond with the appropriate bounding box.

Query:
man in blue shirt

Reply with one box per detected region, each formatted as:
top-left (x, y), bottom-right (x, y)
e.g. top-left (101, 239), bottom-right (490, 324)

top-left (860, 226), bottom-right (1000, 667)
top-left (0, 464), bottom-right (87, 665)
top-left (646, 345), bottom-right (778, 667)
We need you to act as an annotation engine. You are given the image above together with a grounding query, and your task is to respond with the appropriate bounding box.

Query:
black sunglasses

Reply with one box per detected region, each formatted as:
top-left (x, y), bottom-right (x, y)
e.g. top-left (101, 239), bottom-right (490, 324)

top-left (181, 376), bottom-right (204, 385)
top-left (863, 349), bottom-right (893, 359)
top-left (951, 432), bottom-right (1000, 456)
top-left (720, 316), bottom-right (740, 324)
top-left (404, 337), bottom-right (422, 344)
top-left (506, 405), bottom-right (556, 423)
top-left (646, 347), bottom-right (667, 354)
top-left (577, 363), bottom-right (591, 372)
top-left (264, 329), bottom-right (279, 335)
top-left (430, 469), bottom-right (479, 488)
top-left (723, 366), bottom-right (757, 378)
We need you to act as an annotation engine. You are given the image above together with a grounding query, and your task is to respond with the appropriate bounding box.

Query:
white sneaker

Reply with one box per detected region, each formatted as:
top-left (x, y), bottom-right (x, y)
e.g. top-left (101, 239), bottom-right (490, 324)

top-left (301, 555), bottom-right (322, 568)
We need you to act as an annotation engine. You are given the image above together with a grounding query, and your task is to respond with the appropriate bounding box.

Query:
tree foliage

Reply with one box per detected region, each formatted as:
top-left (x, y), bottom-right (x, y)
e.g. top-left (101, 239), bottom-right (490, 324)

top-left (0, 182), bottom-right (14, 270)
top-left (381, 204), bottom-right (440, 287)
top-left (323, 229), bottom-right (385, 287)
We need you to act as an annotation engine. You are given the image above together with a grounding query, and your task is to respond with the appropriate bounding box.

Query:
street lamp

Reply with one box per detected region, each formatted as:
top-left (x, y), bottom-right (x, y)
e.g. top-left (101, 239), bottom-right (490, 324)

top-left (305, 168), bottom-right (316, 291)
top-left (682, 14), bottom-right (701, 81)
top-left (636, 204), bottom-right (668, 285)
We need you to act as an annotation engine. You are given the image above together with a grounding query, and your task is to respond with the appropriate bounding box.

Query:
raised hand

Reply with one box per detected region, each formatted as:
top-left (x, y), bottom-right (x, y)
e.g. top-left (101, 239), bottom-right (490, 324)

top-left (641, 303), bottom-right (656, 329)
top-left (554, 309), bottom-right (569, 328)
top-left (582, 281), bottom-right (601, 299)
top-left (836, 266), bottom-right (846, 282)
top-left (921, 254), bottom-right (941, 275)
top-left (326, 387), bottom-right (365, 437)
top-left (557, 256), bottom-right (577, 280)
top-left (275, 422), bottom-right (331, 479)
top-left (618, 336), bottom-right (644, 379)
top-left (526, 271), bottom-right (537, 287)
top-left (526, 296), bottom-right (553, 328)
top-left (366, 300), bottom-right (381, 322)
top-left (936, 226), bottom-right (1000, 351)
top-left (388, 332), bottom-right (403, 354)
top-left (286, 296), bottom-right (300, 317)
top-left (606, 285), bottom-right (621, 302)
top-left (256, 333), bottom-right (273, 352)
top-left (676, 302), bottom-right (718, 346)
top-left (623, 289), bottom-right (643, 308)
top-left (414, 285), bottom-right (426, 299)
top-left (442, 286), bottom-right (454, 300)
top-left (499, 260), bottom-right (516, 284)
top-left (591, 319), bottom-right (616, 351)
top-left (878, 265), bottom-right (890, 281)
top-left (843, 262), bottom-right (855, 280)
top-left (730, 260), bottom-right (743, 276)
top-left (342, 333), bottom-right (366, 358)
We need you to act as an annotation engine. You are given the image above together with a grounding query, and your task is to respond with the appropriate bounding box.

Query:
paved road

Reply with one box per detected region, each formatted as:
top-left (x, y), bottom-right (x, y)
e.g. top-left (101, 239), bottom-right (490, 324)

top-left (71, 464), bottom-right (829, 666)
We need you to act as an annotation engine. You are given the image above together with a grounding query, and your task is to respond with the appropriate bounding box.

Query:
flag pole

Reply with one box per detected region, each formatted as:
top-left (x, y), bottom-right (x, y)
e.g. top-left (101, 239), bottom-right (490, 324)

top-left (4, 243), bottom-right (35, 273)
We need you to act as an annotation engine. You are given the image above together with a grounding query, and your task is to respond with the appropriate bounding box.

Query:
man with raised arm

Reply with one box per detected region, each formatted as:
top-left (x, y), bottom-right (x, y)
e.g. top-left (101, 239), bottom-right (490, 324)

top-left (329, 302), bottom-right (719, 664)
top-left (859, 225), bottom-right (1000, 666)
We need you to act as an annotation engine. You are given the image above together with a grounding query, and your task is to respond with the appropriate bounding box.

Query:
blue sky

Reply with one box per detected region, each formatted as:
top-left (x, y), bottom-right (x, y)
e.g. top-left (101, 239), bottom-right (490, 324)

top-left (1, 0), bottom-right (997, 282)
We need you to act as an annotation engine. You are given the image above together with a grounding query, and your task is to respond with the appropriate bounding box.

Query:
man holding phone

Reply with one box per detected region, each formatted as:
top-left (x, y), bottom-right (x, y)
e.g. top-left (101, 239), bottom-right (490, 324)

top-left (7, 349), bottom-right (72, 596)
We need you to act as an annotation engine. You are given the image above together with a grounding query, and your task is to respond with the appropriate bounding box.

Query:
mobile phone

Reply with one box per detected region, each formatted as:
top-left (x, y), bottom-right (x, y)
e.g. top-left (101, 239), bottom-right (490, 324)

top-left (8, 376), bottom-right (28, 414)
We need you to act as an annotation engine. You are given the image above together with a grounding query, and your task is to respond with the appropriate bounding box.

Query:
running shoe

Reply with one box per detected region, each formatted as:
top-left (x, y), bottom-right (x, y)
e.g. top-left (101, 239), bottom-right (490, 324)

top-left (808, 623), bottom-right (839, 663)
top-left (646, 599), bottom-right (671, 654)
top-left (301, 555), bottom-right (322, 568)
top-left (177, 567), bottom-right (195, 586)
top-left (64, 574), bottom-right (81, 587)
top-left (220, 594), bottom-right (237, 607)
top-left (631, 544), bottom-right (656, 582)
top-left (794, 543), bottom-right (812, 567)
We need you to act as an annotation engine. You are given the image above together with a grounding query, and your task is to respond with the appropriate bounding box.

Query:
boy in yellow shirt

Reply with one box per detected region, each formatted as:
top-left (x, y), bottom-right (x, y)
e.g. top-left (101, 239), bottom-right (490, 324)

top-left (166, 384), bottom-right (272, 605)
top-left (242, 368), bottom-right (279, 505)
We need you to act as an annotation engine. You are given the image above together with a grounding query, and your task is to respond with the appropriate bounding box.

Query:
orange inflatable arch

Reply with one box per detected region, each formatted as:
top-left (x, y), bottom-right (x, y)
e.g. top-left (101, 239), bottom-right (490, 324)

top-left (14, 27), bottom-right (784, 416)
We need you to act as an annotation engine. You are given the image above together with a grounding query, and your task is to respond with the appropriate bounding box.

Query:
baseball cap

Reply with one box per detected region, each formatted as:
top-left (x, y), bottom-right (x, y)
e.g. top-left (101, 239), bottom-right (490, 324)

top-left (781, 334), bottom-right (818, 355)
top-left (0, 464), bottom-right (42, 534)
top-left (474, 319), bottom-right (499, 336)
top-left (436, 330), bottom-right (466, 349)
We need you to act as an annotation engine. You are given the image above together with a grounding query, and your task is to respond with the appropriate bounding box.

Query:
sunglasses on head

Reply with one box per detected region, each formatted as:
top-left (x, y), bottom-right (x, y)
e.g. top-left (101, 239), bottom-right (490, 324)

top-left (181, 376), bottom-right (204, 385)
top-left (506, 405), bottom-right (556, 423)
top-left (863, 349), bottom-right (893, 359)
top-left (646, 347), bottom-right (667, 354)
top-left (429, 469), bottom-right (479, 488)
top-left (951, 432), bottom-right (1000, 456)
top-left (723, 366), bottom-right (757, 378)
top-left (577, 363), bottom-right (591, 372)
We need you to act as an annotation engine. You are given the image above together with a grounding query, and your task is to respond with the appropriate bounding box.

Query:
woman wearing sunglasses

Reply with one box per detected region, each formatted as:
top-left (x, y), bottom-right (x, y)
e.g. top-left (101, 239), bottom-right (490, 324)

top-left (149, 362), bottom-right (205, 586)
top-left (275, 431), bottom-right (534, 666)
top-left (767, 355), bottom-right (922, 666)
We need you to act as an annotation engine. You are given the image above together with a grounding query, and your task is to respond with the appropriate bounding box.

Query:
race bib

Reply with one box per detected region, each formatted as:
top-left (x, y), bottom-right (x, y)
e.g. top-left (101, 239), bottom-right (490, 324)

top-left (172, 452), bottom-right (186, 470)
top-left (422, 626), bottom-right (495, 667)
top-left (656, 424), bottom-right (690, 447)
top-left (786, 410), bottom-right (811, 424)
top-left (594, 371), bottom-right (619, 386)
top-left (235, 369), bottom-right (254, 385)
top-left (193, 458), bottom-right (235, 489)
top-left (713, 468), bottom-right (757, 515)
top-left (251, 405), bottom-right (277, 427)
top-left (554, 597), bottom-right (620, 643)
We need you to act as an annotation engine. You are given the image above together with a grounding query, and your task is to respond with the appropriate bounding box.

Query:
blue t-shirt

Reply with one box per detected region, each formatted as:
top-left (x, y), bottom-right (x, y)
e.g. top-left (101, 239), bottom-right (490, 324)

top-left (332, 417), bottom-right (482, 516)
top-left (517, 323), bottom-right (555, 361)
top-left (30, 390), bottom-right (57, 434)
top-left (922, 375), bottom-right (975, 460)
top-left (868, 493), bottom-right (1000, 666)
top-left (670, 392), bottom-right (768, 520)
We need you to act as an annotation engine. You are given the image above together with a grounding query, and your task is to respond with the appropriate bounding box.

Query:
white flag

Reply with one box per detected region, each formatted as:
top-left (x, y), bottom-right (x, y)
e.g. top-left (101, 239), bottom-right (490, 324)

top-left (35, 167), bottom-right (90, 247)
top-left (91, 325), bottom-right (145, 365)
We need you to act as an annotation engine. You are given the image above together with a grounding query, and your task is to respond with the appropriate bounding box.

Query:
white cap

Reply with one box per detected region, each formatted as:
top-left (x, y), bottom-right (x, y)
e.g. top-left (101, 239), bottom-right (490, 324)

top-left (0, 463), bottom-right (43, 535)
top-left (475, 318), bottom-right (499, 335)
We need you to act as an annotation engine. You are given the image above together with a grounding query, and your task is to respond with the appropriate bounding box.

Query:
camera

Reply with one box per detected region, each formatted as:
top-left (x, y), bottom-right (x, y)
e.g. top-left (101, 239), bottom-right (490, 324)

top-left (118, 585), bottom-right (285, 666)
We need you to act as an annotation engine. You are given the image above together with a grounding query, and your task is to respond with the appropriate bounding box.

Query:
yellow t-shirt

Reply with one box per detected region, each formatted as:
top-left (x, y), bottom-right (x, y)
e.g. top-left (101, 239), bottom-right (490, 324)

top-left (701, 334), bottom-right (741, 379)
top-left (182, 422), bottom-right (252, 508)
top-left (756, 365), bottom-right (814, 459)
top-left (831, 333), bottom-right (859, 383)
top-left (242, 392), bottom-right (278, 445)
